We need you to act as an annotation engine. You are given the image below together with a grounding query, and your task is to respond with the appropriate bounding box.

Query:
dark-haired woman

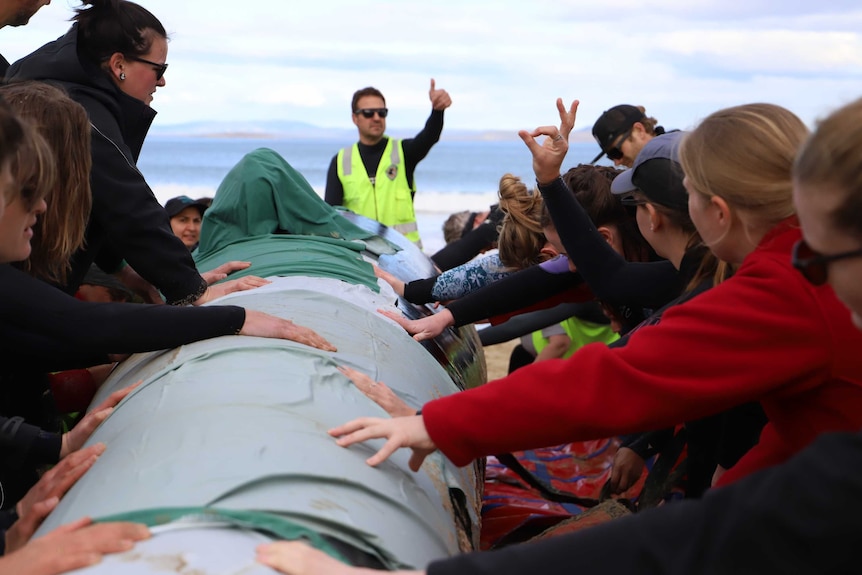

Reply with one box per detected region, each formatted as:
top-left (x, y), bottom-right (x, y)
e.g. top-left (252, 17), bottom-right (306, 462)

top-left (7, 0), bottom-right (235, 305)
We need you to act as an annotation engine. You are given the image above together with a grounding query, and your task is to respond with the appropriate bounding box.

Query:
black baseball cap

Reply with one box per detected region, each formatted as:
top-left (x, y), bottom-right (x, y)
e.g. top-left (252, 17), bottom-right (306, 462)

top-left (591, 105), bottom-right (648, 164)
top-left (610, 131), bottom-right (688, 212)
top-left (165, 195), bottom-right (208, 218)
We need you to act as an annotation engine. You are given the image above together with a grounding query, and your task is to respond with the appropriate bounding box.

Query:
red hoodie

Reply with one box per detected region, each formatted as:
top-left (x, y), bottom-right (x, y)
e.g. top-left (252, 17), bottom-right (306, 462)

top-left (423, 218), bottom-right (862, 486)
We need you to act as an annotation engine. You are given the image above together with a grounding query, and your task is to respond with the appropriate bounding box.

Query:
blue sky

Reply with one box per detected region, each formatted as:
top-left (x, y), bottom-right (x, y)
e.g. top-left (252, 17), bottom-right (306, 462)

top-left (3, 0), bottom-right (861, 134)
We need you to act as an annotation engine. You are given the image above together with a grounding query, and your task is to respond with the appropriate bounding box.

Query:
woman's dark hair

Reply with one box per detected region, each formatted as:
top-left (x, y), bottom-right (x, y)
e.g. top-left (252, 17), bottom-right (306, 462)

top-left (545, 164), bottom-right (652, 264)
top-left (74, 0), bottom-right (167, 64)
top-left (0, 97), bottom-right (25, 177)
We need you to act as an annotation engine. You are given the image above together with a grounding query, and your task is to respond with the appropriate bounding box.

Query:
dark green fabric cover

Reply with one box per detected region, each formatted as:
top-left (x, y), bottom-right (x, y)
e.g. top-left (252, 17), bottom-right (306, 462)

top-left (197, 148), bottom-right (399, 258)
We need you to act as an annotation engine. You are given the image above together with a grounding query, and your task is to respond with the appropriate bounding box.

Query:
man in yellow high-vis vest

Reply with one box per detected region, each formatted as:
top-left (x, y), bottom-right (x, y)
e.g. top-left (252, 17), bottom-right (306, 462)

top-left (325, 80), bottom-right (451, 247)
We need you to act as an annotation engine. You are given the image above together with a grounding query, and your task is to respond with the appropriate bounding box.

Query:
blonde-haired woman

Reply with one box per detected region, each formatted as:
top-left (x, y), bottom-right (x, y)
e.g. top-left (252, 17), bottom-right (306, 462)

top-left (377, 173), bottom-right (554, 304)
top-left (330, 102), bottom-right (862, 495)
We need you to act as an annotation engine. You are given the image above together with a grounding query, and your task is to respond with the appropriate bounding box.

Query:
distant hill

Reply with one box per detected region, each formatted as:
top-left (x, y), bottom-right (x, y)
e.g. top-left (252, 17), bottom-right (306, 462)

top-left (148, 120), bottom-right (594, 143)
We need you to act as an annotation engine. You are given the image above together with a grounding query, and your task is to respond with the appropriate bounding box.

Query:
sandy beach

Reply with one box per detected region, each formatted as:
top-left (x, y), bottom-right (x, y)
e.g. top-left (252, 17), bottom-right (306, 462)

top-left (482, 338), bottom-right (520, 382)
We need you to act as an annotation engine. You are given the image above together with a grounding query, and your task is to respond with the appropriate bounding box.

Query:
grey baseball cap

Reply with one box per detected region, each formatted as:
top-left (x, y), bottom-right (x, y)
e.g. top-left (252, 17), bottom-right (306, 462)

top-left (610, 131), bottom-right (689, 212)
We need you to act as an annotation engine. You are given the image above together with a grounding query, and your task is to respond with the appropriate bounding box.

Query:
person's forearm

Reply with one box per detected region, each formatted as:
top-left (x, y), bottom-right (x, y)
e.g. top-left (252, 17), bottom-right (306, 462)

top-left (89, 132), bottom-right (206, 305)
top-left (539, 177), bottom-right (679, 307)
top-left (431, 223), bottom-right (498, 271)
top-left (403, 109), bottom-right (444, 166)
top-left (447, 265), bottom-right (581, 327)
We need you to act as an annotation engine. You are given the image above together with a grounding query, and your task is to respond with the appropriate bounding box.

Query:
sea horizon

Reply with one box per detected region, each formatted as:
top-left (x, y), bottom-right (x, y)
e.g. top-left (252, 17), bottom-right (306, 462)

top-left (140, 135), bottom-right (610, 256)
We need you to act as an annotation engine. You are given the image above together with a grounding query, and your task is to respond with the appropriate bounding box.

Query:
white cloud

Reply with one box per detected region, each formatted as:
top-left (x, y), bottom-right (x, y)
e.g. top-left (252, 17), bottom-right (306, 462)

top-left (2, 0), bottom-right (860, 132)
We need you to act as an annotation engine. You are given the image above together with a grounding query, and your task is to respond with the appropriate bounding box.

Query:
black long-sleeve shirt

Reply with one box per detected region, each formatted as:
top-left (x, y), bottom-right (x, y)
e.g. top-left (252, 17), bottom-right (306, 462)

top-left (0, 265), bottom-right (245, 369)
top-left (324, 109), bottom-right (445, 205)
top-left (429, 429), bottom-right (862, 575)
top-left (538, 177), bottom-right (680, 309)
top-left (431, 205), bottom-right (505, 271)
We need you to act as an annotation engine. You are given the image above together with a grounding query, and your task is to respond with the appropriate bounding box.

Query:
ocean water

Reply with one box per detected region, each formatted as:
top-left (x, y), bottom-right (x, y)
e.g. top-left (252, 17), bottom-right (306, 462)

top-left (138, 137), bottom-right (604, 255)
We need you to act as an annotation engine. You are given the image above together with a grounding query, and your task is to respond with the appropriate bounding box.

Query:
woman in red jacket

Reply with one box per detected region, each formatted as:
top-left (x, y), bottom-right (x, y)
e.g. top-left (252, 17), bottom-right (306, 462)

top-left (329, 102), bottom-right (862, 490)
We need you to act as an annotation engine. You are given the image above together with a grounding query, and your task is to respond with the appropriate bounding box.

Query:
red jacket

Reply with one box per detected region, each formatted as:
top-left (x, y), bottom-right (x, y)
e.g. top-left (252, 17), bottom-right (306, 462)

top-left (423, 218), bottom-right (862, 486)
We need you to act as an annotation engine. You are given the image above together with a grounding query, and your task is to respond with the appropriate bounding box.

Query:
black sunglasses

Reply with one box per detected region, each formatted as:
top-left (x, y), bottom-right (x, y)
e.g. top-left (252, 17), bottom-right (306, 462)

top-left (355, 108), bottom-right (388, 119)
top-left (792, 238), bottom-right (862, 286)
top-left (129, 55), bottom-right (169, 80)
top-left (619, 194), bottom-right (648, 207)
top-left (605, 128), bottom-right (632, 161)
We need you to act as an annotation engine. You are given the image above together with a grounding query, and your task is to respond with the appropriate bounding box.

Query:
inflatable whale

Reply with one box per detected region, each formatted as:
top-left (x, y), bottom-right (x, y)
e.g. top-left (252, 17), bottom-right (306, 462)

top-left (36, 149), bottom-right (485, 573)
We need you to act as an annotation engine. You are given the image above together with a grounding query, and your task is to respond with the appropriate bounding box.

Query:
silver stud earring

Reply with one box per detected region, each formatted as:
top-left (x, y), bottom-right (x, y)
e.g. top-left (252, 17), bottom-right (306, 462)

top-left (119, 72), bottom-right (126, 81)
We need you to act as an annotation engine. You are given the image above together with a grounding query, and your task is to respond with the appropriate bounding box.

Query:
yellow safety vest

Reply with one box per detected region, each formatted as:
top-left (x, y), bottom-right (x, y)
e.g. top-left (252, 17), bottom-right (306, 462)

top-left (532, 317), bottom-right (619, 359)
top-left (336, 139), bottom-right (421, 245)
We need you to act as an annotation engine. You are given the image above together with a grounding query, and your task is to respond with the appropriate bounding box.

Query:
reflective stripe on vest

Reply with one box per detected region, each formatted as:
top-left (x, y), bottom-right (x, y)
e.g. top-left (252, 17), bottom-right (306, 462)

top-left (336, 139), bottom-right (421, 245)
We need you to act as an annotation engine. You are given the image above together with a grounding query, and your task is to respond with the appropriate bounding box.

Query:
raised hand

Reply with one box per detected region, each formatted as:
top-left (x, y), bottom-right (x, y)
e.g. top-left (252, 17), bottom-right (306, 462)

top-left (338, 366), bottom-right (416, 418)
top-left (518, 123), bottom-right (570, 186)
top-left (200, 261), bottom-right (252, 285)
top-left (429, 78), bottom-right (452, 111)
top-left (557, 98), bottom-right (579, 141)
top-left (329, 414), bottom-right (436, 471)
top-left (378, 308), bottom-right (454, 342)
top-left (240, 309), bottom-right (336, 352)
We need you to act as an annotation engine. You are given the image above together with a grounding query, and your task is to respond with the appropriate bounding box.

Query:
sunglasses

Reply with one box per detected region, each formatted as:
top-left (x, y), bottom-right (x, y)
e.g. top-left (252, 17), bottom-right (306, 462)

top-left (129, 55), bottom-right (169, 80)
top-left (355, 108), bottom-right (388, 119)
top-left (792, 238), bottom-right (862, 285)
top-left (619, 194), bottom-right (648, 207)
top-left (605, 128), bottom-right (632, 161)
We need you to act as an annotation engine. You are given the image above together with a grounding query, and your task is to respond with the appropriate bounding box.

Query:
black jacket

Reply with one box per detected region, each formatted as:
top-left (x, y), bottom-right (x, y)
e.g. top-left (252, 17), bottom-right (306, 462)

top-left (429, 430), bottom-right (862, 575)
top-left (7, 25), bottom-right (207, 305)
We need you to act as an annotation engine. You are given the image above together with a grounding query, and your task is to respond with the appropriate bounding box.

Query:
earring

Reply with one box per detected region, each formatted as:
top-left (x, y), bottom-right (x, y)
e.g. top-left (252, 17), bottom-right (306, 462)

top-left (650, 224), bottom-right (655, 231)
top-left (119, 72), bottom-right (126, 81)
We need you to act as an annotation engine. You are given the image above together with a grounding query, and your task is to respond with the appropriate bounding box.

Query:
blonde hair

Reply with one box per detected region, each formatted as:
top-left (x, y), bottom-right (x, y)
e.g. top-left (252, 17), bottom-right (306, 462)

top-left (2, 81), bottom-right (92, 284)
top-left (496, 174), bottom-right (546, 270)
top-left (794, 97), bottom-right (862, 240)
top-left (679, 103), bottom-right (808, 230)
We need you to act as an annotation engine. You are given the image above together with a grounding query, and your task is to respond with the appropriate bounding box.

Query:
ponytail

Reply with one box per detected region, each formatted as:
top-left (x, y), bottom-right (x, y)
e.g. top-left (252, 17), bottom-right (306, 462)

top-left (74, 0), bottom-right (167, 64)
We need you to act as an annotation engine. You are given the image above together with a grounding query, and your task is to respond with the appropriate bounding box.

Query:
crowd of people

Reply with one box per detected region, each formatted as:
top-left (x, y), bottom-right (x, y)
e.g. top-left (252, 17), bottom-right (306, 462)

top-left (1, 0), bottom-right (861, 574)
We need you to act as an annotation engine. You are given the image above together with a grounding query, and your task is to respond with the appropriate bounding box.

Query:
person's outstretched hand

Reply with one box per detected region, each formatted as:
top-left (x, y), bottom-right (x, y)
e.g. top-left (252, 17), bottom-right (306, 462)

top-left (378, 308), bottom-right (454, 342)
top-left (60, 380), bottom-right (140, 458)
top-left (258, 541), bottom-right (419, 575)
top-left (329, 414), bottom-right (436, 471)
top-left (194, 275), bottom-right (271, 305)
top-left (240, 310), bottom-right (336, 352)
top-left (200, 261), bottom-right (252, 285)
top-left (609, 446), bottom-right (646, 494)
top-left (0, 518), bottom-right (149, 575)
top-left (6, 443), bottom-right (108, 553)
top-left (373, 265), bottom-right (405, 297)
top-left (429, 78), bottom-right (452, 111)
top-left (338, 366), bottom-right (416, 418)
